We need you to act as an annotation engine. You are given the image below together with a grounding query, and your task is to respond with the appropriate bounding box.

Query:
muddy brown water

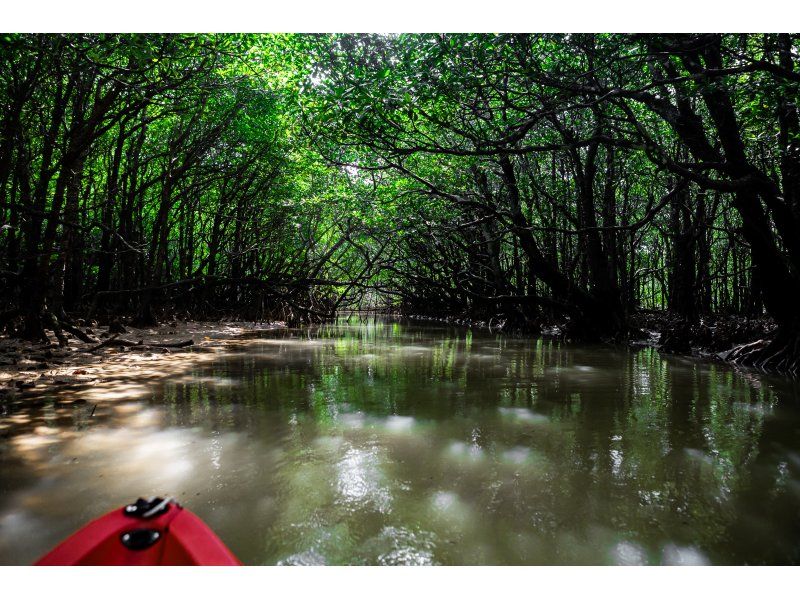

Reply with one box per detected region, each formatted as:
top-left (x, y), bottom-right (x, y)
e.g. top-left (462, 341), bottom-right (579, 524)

top-left (1, 319), bottom-right (799, 565)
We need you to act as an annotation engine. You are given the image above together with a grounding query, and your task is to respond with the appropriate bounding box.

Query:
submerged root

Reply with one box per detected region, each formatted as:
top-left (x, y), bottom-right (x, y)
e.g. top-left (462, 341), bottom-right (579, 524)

top-left (728, 326), bottom-right (800, 376)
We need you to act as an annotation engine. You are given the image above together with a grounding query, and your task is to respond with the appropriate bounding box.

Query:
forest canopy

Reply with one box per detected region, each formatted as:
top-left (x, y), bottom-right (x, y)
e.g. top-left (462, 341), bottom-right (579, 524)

top-left (1, 33), bottom-right (800, 372)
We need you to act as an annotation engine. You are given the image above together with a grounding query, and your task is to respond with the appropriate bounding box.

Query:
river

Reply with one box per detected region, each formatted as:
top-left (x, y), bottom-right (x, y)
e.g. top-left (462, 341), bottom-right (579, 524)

top-left (1, 319), bottom-right (799, 565)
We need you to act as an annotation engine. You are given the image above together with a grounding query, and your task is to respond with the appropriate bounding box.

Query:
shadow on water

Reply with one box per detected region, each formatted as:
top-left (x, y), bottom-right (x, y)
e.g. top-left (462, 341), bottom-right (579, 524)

top-left (1, 318), bottom-right (800, 564)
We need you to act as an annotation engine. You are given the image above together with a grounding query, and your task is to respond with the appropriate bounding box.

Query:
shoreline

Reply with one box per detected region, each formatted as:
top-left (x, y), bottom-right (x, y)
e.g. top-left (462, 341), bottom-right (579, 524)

top-left (0, 312), bottom-right (788, 407)
top-left (403, 312), bottom-right (780, 373)
top-left (0, 321), bottom-right (286, 405)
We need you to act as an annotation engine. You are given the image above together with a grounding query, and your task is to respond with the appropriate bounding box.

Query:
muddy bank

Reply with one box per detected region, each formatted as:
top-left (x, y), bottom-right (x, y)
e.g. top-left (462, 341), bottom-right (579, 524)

top-left (629, 311), bottom-right (778, 358)
top-left (0, 321), bottom-right (285, 404)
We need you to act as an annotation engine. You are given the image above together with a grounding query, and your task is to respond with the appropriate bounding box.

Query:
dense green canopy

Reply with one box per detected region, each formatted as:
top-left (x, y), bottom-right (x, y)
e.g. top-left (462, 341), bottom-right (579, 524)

top-left (1, 33), bottom-right (799, 370)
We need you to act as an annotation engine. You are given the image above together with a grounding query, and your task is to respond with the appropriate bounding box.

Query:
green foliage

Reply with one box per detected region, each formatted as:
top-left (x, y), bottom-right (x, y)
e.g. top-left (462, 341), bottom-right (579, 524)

top-left (1, 33), bottom-right (799, 332)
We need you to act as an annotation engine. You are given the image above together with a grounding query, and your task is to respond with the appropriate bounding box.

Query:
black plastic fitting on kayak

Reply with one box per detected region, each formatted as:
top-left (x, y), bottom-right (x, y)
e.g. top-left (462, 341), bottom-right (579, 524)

top-left (122, 497), bottom-right (171, 519)
top-left (120, 529), bottom-right (161, 551)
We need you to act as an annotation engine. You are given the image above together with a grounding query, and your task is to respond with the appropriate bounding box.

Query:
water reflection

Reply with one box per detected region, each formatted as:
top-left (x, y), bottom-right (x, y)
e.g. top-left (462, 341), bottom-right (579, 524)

top-left (336, 446), bottom-right (392, 513)
top-left (1, 318), bottom-right (800, 564)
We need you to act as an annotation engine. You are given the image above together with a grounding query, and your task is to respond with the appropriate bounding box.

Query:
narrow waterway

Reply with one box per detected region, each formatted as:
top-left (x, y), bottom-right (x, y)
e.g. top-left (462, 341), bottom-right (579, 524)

top-left (2, 319), bottom-right (799, 565)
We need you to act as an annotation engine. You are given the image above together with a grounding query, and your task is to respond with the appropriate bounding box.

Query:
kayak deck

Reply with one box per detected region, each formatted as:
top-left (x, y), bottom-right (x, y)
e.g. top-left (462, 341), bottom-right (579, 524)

top-left (35, 498), bottom-right (241, 566)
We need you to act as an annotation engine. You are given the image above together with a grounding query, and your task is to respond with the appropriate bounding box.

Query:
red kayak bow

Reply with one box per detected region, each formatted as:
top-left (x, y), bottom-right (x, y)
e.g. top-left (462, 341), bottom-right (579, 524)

top-left (35, 497), bottom-right (241, 565)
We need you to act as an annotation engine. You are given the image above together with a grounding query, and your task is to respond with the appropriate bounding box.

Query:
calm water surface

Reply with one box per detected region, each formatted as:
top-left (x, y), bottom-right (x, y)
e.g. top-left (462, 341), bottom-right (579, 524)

top-left (2, 319), bottom-right (800, 565)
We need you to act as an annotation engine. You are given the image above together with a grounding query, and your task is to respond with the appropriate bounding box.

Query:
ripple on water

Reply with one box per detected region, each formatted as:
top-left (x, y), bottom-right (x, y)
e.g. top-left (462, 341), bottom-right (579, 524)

top-left (498, 407), bottom-right (549, 424)
top-left (612, 540), bottom-right (649, 565)
top-left (364, 526), bottom-right (438, 566)
top-left (336, 447), bottom-right (392, 513)
top-left (501, 446), bottom-right (533, 465)
top-left (445, 440), bottom-right (485, 463)
top-left (661, 543), bottom-right (710, 565)
top-left (312, 435), bottom-right (346, 454)
top-left (337, 412), bottom-right (366, 429)
top-left (432, 490), bottom-right (459, 510)
top-left (383, 415), bottom-right (416, 433)
top-left (277, 549), bottom-right (327, 566)
top-left (429, 490), bottom-right (475, 534)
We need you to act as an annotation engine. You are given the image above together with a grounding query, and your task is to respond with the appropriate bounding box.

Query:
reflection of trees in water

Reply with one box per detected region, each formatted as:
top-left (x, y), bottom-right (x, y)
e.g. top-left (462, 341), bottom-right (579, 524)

top-left (2, 322), bottom-right (799, 564)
